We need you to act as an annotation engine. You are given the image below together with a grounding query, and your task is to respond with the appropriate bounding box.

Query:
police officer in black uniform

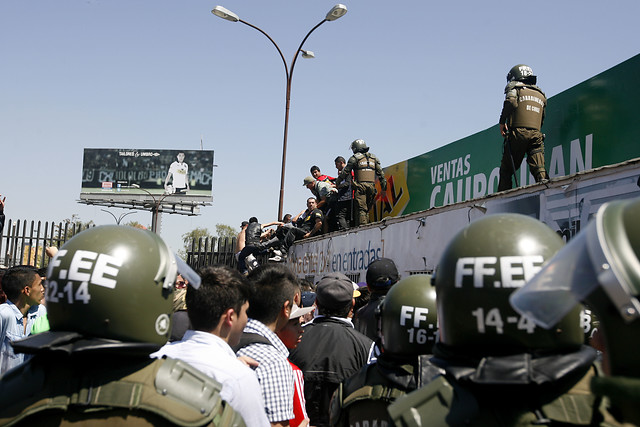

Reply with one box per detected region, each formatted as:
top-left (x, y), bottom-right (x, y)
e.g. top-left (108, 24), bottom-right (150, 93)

top-left (498, 64), bottom-right (549, 191)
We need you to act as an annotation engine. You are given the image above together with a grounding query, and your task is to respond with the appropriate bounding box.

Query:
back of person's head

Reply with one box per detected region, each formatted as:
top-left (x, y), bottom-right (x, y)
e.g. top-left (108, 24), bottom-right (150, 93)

top-left (249, 217), bottom-right (258, 223)
top-left (187, 265), bottom-right (252, 332)
top-left (366, 258), bottom-right (400, 294)
top-left (2, 266), bottom-right (39, 302)
top-left (299, 279), bottom-right (315, 292)
top-left (246, 264), bottom-right (299, 324)
top-left (315, 273), bottom-right (358, 318)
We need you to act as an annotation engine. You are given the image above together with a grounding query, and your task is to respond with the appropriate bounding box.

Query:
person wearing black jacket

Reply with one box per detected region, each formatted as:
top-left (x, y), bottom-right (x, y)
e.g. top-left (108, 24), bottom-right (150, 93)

top-left (289, 273), bottom-right (374, 427)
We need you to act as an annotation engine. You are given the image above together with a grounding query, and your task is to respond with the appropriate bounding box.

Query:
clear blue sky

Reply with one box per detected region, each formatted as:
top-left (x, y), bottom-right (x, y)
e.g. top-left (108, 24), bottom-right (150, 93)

top-left (1, 0), bottom-right (638, 253)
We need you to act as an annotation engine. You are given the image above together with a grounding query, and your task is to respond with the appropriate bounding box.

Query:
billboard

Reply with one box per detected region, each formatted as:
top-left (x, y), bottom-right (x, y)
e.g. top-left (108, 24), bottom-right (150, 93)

top-left (80, 149), bottom-right (214, 206)
top-left (372, 53), bottom-right (640, 221)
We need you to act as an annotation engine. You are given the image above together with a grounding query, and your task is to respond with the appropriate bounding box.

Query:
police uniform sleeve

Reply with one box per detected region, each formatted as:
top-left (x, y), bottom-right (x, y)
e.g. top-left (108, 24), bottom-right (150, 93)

top-left (374, 157), bottom-right (387, 191)
top-left (499, 89), bottom-right (518, 125)
top-left (339, 155), bottom-right (357, 180)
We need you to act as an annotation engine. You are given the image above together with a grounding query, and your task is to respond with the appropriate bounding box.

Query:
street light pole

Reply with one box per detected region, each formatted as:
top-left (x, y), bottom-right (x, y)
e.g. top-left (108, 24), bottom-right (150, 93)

top-left (100, 209), bottom-right (136, 225)
top-left (211, 4), bottom-right (348, 220)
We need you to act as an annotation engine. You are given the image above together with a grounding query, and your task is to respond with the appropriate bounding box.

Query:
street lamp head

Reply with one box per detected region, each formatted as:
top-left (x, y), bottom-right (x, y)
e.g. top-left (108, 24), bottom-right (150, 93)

top-left (211, 5), bottom-right (240, 22)
top-left (326, 4), bottom-right (347, 21)
top-left (301, 50), bottom-right (315, 59)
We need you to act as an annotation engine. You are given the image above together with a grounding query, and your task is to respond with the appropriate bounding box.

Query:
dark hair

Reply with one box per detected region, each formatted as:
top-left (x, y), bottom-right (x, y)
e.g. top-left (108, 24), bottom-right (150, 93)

top-left (2, 266), bottom-right (39, 302)
top-left (307, 197), bottom-right (317, 204)
top-left (249, 217), bottom-right (259, 223)
top-left (334, 156), bottom-right (346, 164)
top-left (283, 214), bottom-right (292, 223)
top-left (318, 301), bottom-right (353, 318)
top-left (354, 287), bottom-right (371, 312)
top-left (299, 279), bottom-right (315, 292)
top-left (187, 265), bottom-right (253, 332)
top-left (246, 264), bottom-right (299, 324)
top-left (310, 165), bottom-right (320, 173)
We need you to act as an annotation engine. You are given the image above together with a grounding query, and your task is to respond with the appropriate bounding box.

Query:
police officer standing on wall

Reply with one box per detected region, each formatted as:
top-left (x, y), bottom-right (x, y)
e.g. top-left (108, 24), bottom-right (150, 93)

top-left (498, 64), bottom-right (549, 191)
top-left (0, 225), bottom-right (244, 426)
top-left (338, 139), bottom-right (387, 226)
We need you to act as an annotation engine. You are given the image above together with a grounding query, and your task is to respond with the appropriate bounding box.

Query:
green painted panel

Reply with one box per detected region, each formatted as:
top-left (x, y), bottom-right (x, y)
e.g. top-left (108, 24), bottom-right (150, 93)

top-left (373, 54), bottom-right (640, 221)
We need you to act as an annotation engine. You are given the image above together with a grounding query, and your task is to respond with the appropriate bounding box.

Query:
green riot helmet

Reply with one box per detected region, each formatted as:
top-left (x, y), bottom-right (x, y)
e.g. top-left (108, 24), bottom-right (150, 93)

top-left (507, 64), bottom-right (537, 85)
top-left (378, 274), bottom-right (437, 356)
top-left (350, 139), bottom-right (369, 154)
top-left (436, 214), bottom-right (583, 356)
top-left (40, 225), bottom-right (199, 351)
top-left (511, 198), bottom-right (640, 378)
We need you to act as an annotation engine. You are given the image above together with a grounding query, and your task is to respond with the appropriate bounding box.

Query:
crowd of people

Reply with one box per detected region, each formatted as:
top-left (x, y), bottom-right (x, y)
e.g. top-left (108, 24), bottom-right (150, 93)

top-left (1, 195), bottom-right (639, 426)
top-left (234, 139), bottom-right (387, 271)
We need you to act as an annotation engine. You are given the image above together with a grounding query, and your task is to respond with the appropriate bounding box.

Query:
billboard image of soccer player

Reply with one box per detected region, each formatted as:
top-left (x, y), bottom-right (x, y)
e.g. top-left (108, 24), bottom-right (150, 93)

top-left (80, 148), bottom-right (214, 205)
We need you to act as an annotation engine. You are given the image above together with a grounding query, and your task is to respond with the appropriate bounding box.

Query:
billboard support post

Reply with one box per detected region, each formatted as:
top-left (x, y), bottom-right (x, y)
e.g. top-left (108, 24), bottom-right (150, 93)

top-left (130, 184), bottom-right (172, 233)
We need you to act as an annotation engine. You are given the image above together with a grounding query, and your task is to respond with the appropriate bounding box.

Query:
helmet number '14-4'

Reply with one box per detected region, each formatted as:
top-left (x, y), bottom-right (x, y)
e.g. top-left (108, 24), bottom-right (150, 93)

top-left (455, 254), bottom-right (545, 335)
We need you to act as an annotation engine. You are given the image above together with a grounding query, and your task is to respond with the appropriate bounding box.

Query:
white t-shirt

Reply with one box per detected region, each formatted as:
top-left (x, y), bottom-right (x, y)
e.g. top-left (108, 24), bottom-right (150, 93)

top-left (151, 330), bottom-right (269, 427)
top-left (168, 161), bottom-right (188, 189)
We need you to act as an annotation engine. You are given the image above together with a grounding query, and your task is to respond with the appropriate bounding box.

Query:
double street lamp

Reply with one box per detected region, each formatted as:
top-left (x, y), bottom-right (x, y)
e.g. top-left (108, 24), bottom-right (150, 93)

top-left (211, 4), bottom-right (348, 220)
top-left (130, 184), bottom-right (173, 233)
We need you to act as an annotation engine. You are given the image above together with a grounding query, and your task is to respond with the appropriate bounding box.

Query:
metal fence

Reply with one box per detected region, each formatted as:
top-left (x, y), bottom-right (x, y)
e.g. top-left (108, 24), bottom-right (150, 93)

top-left (0, 219), bottom-right (92, 268)
top-left (0, 220), bottom-right (254, 273)
top-left (185, 236), bottom-right (271, 271)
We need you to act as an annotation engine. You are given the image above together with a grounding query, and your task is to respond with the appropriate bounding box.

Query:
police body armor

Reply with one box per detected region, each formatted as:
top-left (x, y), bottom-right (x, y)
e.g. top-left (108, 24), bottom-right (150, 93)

top-left (507, 83), bottom-right (546, 130)
top-left (330, 355), bottom-right (443, 427)
top-left (0, 355), bottom-right (245, 427)
top-left (387, 346), bottom-right (614, 427)
top-left (353, 152), bottom-right (377, 183)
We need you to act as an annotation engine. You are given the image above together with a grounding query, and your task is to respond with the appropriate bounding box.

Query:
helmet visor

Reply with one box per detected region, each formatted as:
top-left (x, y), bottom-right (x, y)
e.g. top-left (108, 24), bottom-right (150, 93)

top-left (510, 223), bottom-right (600, 329)
top-left (175, 255), bottom-right (201, 289)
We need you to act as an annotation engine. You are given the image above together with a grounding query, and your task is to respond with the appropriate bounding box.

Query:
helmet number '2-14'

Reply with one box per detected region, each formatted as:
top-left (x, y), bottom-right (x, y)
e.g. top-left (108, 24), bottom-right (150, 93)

top-left (46, 249), bottom-right (124, 304)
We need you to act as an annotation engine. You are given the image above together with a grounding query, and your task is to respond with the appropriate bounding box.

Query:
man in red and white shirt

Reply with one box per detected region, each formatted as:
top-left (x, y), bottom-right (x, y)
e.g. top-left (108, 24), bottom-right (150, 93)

top-left (277, 303), bottom-right (314, 427)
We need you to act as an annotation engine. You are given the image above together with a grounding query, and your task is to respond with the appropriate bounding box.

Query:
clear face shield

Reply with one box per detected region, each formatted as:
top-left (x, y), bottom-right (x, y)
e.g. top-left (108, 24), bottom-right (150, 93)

top-left (510, 211), bottom-right (640, 329)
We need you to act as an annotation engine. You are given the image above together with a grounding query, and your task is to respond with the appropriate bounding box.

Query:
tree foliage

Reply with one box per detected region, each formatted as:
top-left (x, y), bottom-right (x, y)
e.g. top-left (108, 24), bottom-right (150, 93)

top-left (124, 220), bottom-right (149, 230)
top-left (181, 227), bottom-right (214, 250)
top-left (215, 223), bottom-right (237, 240)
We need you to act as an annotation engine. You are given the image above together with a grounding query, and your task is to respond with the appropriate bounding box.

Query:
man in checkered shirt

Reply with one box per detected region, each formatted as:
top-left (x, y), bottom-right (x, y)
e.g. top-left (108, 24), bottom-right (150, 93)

top-left (235, 264), bottom-right (300, 426)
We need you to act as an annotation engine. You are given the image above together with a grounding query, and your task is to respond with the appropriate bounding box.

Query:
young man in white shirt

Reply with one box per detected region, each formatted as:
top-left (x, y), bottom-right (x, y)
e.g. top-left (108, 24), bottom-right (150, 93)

top-left (151, 265), bottom-right (269, 427)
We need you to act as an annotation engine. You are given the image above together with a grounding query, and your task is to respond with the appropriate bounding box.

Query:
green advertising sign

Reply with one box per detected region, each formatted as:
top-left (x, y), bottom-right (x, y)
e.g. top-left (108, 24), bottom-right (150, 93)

top-left (373, 54), bottom-right (640, 221)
